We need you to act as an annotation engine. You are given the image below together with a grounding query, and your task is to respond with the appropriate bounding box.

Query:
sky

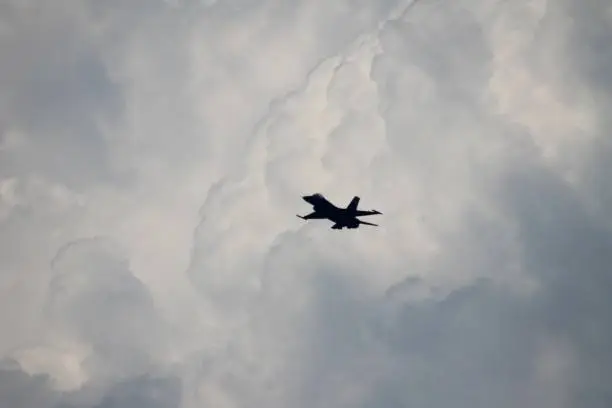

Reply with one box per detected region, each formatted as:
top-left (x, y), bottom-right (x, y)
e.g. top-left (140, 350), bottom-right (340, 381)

top-left (0, 0), bottom-right (611, 407)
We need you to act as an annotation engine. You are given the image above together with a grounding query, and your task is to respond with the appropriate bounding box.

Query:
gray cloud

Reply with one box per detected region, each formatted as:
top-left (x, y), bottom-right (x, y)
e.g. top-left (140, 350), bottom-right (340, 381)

top-left (1, 0), bottom-right (611, 407)
top-left (46, 237), bottom-right (169, 378)
top-left (91, 375), bottom-right (182, 408)
top-left (0, 3), bottom-right (124, 187)
top-left (237, 148), bottom-right (611, 408)
top-left (0, 361), bottom-right (60, 408)
top-left (0, 237), bottom-right (181, 408)
top-left (0, 361), bottom-right (181, 408)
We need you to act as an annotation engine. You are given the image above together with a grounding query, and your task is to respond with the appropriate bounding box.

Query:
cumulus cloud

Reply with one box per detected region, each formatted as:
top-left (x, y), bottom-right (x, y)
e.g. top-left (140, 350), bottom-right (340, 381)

top-left (1, 0), bottom-right (611, 407)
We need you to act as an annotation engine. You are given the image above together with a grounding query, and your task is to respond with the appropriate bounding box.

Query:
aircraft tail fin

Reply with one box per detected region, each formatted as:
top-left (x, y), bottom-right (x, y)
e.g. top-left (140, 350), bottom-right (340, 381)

top-left (346, 196), bottom-right (360, 213)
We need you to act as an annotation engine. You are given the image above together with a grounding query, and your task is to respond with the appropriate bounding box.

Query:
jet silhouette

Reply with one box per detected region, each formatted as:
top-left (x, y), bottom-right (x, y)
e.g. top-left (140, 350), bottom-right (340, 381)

top-left (297, 193), bottom-right (382, 229)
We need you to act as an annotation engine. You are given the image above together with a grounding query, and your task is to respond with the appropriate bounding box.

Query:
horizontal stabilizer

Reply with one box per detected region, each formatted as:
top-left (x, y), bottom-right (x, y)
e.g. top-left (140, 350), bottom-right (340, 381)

top-left (355, 209), bottom-right (382, 216)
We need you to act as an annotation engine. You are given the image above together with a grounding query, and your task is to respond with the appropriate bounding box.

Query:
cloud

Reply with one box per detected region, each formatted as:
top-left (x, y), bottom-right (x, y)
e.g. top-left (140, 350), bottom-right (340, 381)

top-left (0, 360), bottom-right (181, 408)
top-left (0, 361), bottom-right (60, 408)
top-left (45, 237), bottom-right (169, 379)
top-left (1, 0), bottom-right (611, 407)
top-left (0, 2), bottom-right (125, 188)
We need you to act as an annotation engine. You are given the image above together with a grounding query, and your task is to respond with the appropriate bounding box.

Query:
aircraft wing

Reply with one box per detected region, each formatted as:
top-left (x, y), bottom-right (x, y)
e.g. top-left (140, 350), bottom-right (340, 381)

top-left (359, 220), bottom-right (378, 227)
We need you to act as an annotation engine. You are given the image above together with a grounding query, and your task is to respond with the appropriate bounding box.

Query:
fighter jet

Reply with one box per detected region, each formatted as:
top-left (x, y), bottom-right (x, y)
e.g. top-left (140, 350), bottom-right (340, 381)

top-left (297, 193), bottom-right (382, 229)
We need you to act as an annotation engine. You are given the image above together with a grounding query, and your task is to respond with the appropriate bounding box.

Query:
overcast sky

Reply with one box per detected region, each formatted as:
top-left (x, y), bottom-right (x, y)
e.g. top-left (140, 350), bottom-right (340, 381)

top-left (1, 0), bottom-right (611, 407)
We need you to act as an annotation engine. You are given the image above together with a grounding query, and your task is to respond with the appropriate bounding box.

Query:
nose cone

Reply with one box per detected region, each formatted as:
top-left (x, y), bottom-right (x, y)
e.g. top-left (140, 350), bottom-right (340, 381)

top-left (302, 194), bottom-right (316, 204)
top-left (302, 194), bottom-right (323, 205)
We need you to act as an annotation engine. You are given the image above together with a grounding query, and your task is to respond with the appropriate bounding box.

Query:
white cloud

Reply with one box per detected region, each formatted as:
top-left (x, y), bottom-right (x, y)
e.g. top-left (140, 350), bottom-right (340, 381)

top-left (1, 0), bottom-right (611, 407)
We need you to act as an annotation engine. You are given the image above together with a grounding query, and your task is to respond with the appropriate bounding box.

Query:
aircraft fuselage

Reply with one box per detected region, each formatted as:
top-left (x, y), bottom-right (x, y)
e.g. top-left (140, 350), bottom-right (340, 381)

top-left (298, 193), bottom-right (381, 229)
